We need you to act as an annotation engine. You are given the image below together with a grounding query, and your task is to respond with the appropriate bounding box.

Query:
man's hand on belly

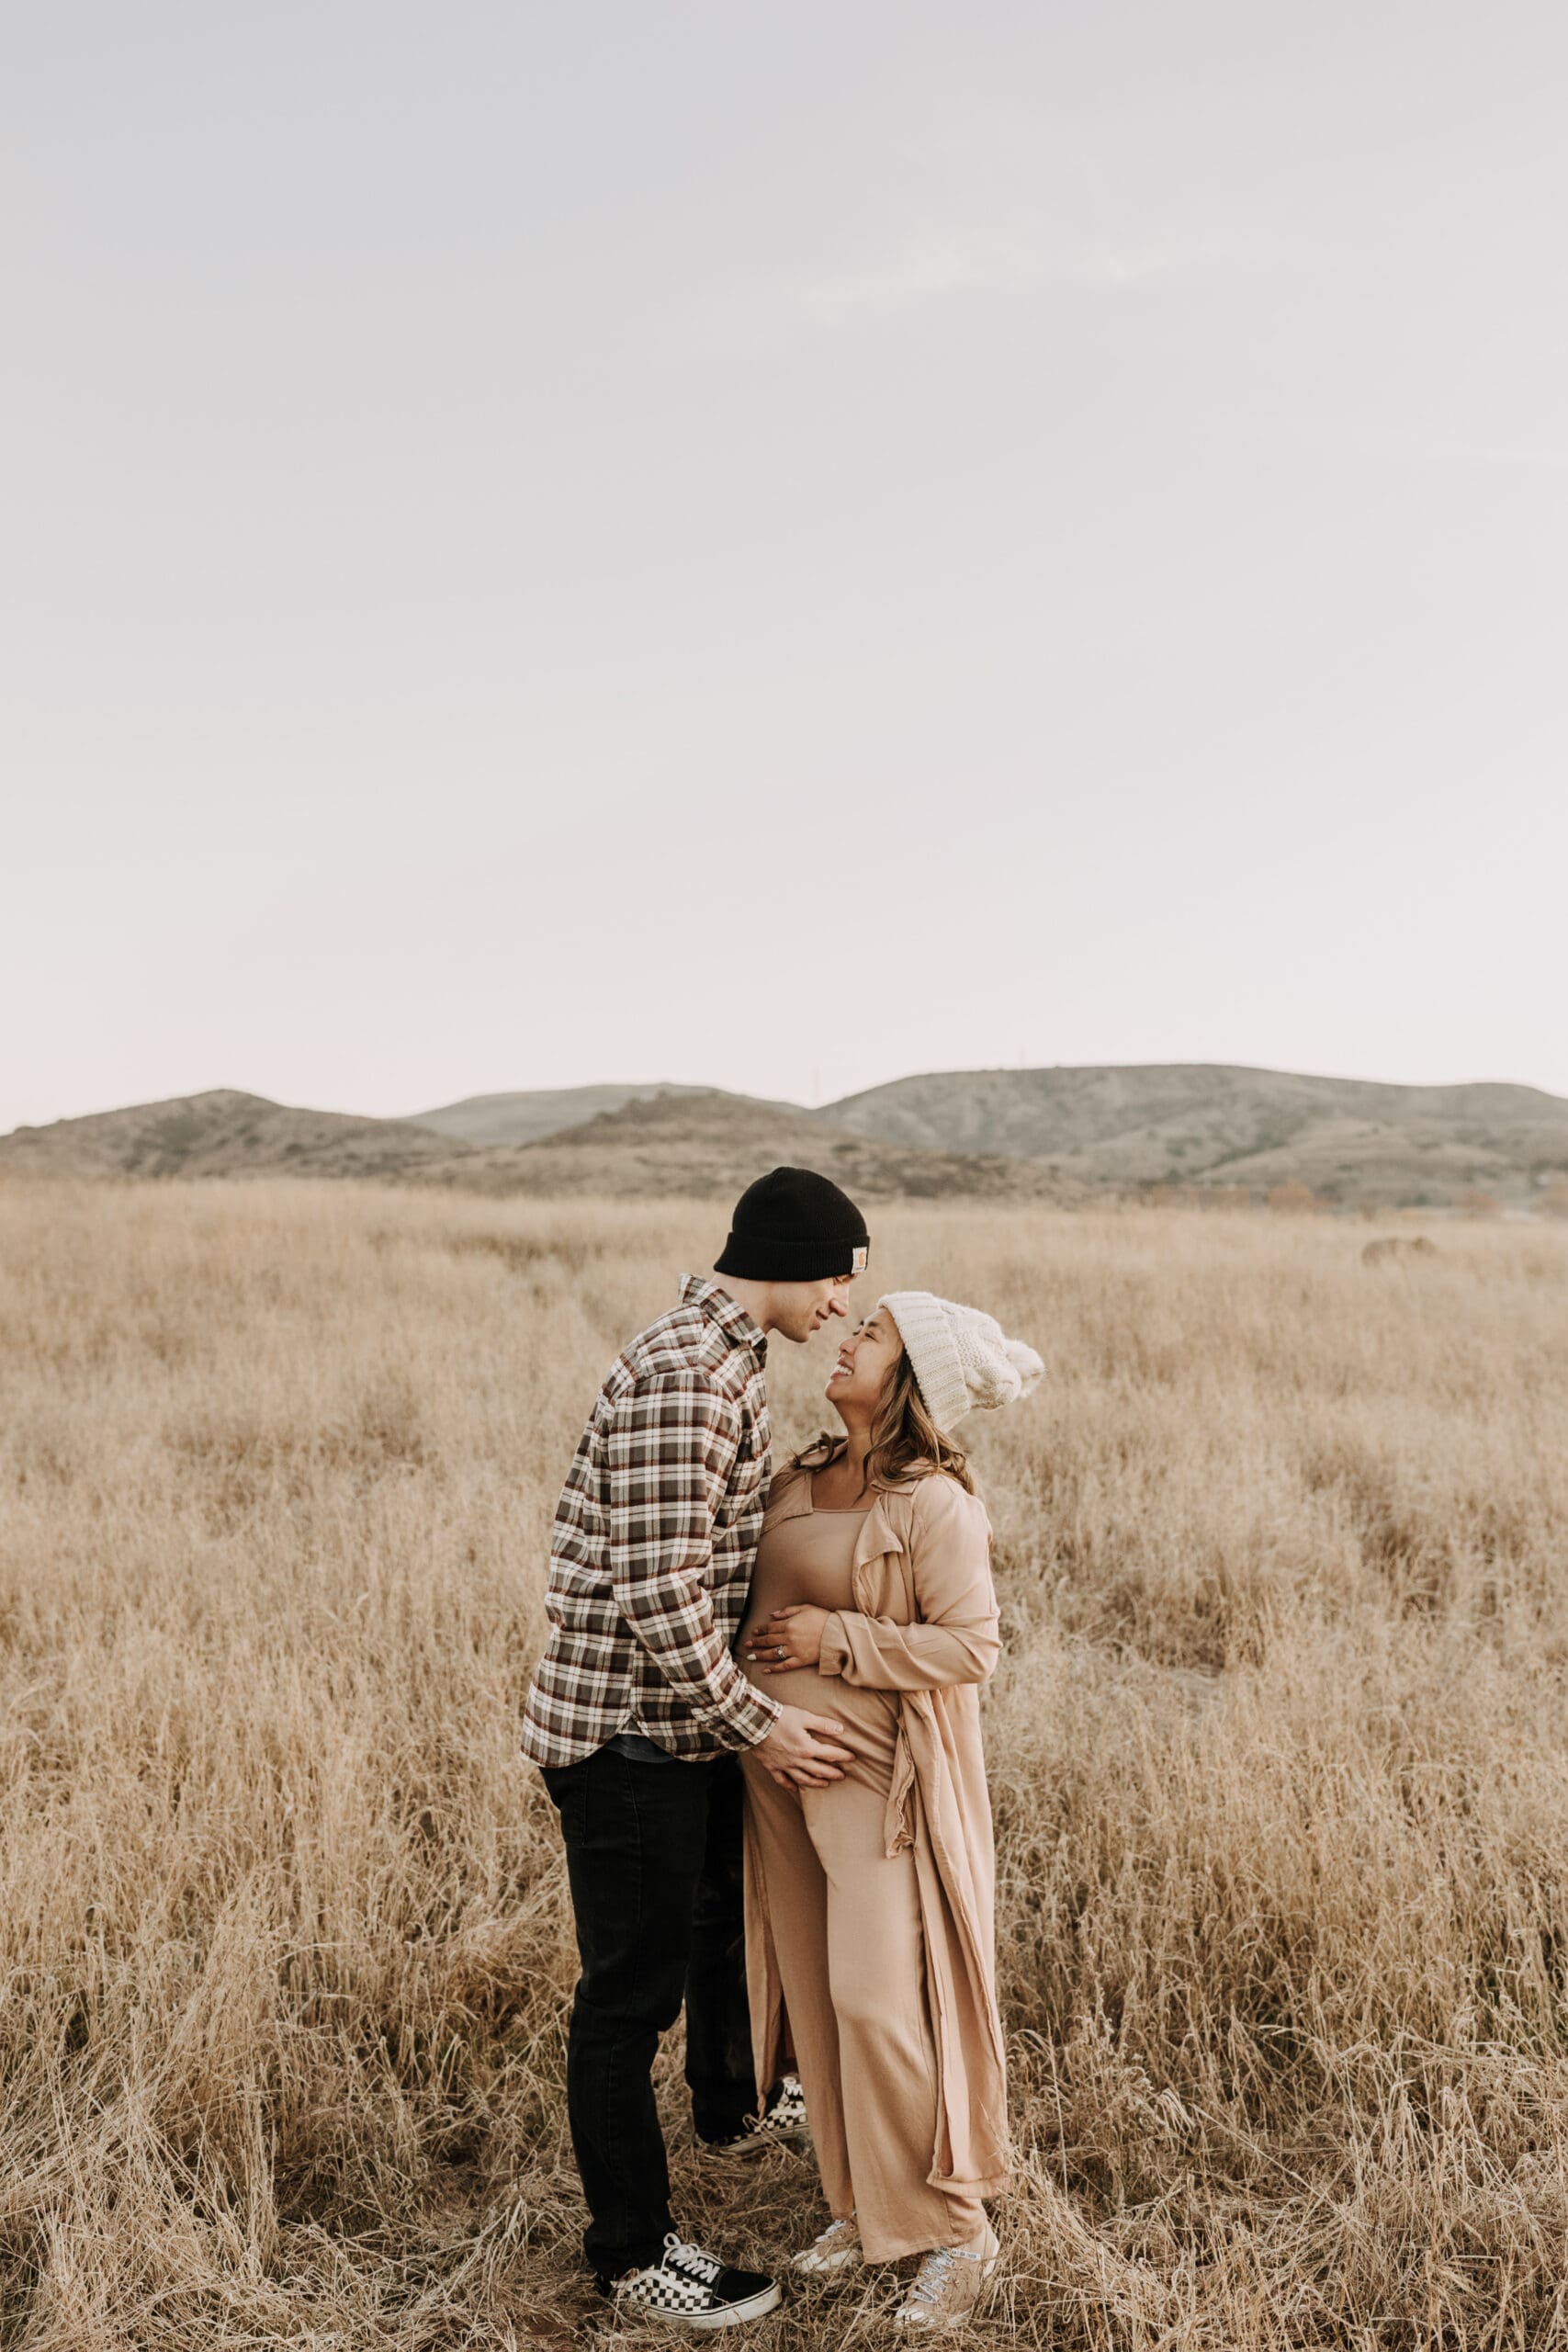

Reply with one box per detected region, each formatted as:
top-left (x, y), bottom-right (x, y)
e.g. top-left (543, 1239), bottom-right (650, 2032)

top-left (753, 1702), bottom-right (855, 1787)
top-left (744, 1605), bottom-right (830, 1674)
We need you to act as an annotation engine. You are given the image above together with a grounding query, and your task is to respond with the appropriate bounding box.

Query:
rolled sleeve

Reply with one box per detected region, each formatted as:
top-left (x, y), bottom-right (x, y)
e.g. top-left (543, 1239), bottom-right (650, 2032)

top-left (818, 1477), bottom-right (1001, 1690)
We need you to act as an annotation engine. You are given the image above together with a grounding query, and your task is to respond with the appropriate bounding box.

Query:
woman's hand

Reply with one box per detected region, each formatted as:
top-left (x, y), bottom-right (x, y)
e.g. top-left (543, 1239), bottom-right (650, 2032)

top-left (744, 1605), bottom-right (830, 1674)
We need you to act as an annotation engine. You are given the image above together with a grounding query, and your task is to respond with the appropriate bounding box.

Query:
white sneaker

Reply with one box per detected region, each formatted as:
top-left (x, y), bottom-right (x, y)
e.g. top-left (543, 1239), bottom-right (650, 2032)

top-left (604, 2233), bottom-right (782, 2329)
top-left (893, 2246), bottom-right (997, 2332)
top-left (791, 2215), bottom-right (863, 2275)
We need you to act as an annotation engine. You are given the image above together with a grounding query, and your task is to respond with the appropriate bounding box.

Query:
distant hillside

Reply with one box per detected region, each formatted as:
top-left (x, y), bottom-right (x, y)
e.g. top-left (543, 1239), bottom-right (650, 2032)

top-left (0, 1084), bottom-right (1069, 1204)
top-left (8, 1064), bottom-right (1567, 1208)
top-left (0, 1091), bottom-right (472, 1182)
top-left (820, 1064), bottom-right (1568, 1206)
top-left (407, 1081), bottom-right (713, 1148)
top-left (410, 1088), bottom-right (1073, 1204)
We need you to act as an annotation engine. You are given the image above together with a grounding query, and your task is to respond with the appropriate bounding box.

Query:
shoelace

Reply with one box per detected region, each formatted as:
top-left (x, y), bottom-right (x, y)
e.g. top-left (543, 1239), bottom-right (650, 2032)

top-left (909, 2248), bottom-right (961, 2303)
top-left (663, 2236), bottom-right (724, 2287)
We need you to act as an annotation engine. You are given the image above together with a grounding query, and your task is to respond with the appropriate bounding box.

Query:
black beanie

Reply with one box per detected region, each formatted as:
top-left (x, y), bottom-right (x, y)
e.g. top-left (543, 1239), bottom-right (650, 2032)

top-left (714, 1166), bottom-right (870, 1283)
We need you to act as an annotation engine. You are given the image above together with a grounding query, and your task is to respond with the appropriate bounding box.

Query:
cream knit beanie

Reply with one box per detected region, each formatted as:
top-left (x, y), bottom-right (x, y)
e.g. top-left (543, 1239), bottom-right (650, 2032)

top-left (877, 1292), bottom-right (1043, 1434)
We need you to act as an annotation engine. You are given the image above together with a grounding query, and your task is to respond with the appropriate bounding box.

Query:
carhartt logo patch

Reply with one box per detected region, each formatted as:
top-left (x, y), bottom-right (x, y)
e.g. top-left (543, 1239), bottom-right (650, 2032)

top-left (851, 1245), bottom-right (868, 1273)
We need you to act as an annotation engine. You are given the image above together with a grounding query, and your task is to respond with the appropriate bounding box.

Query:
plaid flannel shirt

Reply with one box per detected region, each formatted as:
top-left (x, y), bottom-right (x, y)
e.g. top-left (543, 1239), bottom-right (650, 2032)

top-left (520, 1275), bottom-right (784, 1767)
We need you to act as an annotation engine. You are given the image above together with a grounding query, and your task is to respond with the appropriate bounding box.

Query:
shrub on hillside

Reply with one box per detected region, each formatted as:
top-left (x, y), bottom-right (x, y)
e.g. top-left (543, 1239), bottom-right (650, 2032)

top-left (1266, 1180), bottom-right (1321, 1214)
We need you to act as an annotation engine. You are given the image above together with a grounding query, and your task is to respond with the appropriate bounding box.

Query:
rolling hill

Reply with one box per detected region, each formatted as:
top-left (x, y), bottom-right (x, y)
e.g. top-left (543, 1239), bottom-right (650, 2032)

top-left (6, 1065), bottom-right (1567, 1207)
top-left (0, 1091), bottom-right (472, 1182)
top-left (818, 1065), bottom-right (1568, 1206)
top-left (0, 1086), bottom-right (1067, 1204)
top-left (407, 1082), bottom-right (714, 1148)
top-left (406, 1088), bottom-right (1070, 1203)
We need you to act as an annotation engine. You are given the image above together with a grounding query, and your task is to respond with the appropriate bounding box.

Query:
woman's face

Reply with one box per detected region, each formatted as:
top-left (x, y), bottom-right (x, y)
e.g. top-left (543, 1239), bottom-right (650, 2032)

top-left (825, 1306), bottom-right (903, 1419)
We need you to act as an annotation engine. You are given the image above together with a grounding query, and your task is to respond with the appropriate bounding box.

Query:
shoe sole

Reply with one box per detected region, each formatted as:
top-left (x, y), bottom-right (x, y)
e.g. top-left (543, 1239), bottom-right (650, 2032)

top-left (791, 2247), bottom-right (863, 2276)
top-left (637, 2281), bottom-right (784, 2329)
top-left (700, 2131), bottom-right (812, 2163)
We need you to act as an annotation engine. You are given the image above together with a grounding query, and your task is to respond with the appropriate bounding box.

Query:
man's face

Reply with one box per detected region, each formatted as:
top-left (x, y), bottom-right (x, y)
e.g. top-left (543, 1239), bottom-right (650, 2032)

top-left (769, 1272), bottom-right (858, 1345)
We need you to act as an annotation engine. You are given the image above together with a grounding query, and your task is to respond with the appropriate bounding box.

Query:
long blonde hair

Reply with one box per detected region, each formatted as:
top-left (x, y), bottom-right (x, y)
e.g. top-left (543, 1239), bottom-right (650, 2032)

top-left (792, 1345), bottom-right (976, 1495)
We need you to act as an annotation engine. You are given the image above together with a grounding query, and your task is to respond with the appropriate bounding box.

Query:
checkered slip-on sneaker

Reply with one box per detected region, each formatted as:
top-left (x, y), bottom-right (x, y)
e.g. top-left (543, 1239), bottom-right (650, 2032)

top-left (603, 2234), bottom-right (782, 2329)
top-left (699, 2074), bottom-right (812, 2160)
top-left (893, 2247), bottom-right (998, 2333)
top-left (791, 2215), bottom-right (863, 2275)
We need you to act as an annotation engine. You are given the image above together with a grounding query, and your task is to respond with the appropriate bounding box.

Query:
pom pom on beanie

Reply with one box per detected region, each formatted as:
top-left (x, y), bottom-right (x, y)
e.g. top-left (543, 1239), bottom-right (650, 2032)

top-left (876, 1292), bottom-right (1043, 1434)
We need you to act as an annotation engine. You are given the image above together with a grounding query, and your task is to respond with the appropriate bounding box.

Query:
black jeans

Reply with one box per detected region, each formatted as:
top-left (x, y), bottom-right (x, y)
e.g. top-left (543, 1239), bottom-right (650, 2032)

top-left (541, 1745), bottom-right (759, 2278)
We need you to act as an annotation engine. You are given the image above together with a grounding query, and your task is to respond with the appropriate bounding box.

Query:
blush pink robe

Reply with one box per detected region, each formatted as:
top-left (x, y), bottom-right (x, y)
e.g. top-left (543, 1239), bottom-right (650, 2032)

top-left (742, 1464), bottom-right (1011, 2205)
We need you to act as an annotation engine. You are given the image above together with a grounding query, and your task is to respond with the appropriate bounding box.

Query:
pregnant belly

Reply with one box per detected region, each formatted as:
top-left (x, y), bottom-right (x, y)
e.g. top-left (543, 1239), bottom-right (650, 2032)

top-left (740, 1654), bottom-right (898, 1787)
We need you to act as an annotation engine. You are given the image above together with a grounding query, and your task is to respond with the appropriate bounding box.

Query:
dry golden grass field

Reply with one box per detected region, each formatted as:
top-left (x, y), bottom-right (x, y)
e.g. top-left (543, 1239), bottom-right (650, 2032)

top-left (4, 1182), bottom-right (1568, 2350)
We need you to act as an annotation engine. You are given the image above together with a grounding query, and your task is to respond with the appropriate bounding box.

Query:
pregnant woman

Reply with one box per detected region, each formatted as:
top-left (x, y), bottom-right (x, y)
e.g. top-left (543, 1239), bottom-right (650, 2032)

top-left (739, 1291), bottom-right (1043, 2334)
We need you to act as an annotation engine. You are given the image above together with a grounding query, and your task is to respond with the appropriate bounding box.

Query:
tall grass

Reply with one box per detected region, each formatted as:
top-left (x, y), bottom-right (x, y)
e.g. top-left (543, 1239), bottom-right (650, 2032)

top-left (2, 1181), bottom-right (1566, 2346)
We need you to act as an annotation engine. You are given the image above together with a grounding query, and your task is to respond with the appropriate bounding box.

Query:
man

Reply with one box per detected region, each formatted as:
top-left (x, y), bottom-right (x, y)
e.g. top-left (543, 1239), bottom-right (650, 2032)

top-left (522, 1166), bottom-right (869, 2326)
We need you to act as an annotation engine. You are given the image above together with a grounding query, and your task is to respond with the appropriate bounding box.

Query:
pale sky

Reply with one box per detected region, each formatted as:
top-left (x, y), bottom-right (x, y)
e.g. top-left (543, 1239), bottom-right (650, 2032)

top-left (6, 2), bottom-right (1566, 1133)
